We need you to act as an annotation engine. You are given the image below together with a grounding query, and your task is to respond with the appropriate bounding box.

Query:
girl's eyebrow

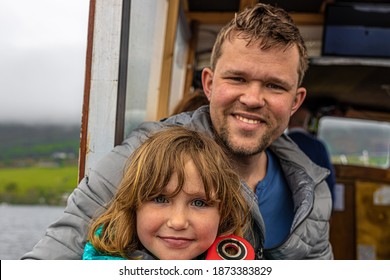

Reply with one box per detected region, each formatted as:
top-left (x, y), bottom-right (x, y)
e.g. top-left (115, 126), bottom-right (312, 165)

top-left (181, 190), bottom-right (208, 197)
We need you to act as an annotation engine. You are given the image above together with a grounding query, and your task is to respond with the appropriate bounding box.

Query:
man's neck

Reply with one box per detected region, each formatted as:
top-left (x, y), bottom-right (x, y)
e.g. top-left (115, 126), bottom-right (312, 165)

top-left (232, 151), bottom-right (268, 191)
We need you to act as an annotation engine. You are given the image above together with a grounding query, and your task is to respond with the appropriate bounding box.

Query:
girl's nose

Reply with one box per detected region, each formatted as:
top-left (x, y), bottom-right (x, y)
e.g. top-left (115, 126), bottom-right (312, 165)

top-left (166, 208), bottom-right (189, 230)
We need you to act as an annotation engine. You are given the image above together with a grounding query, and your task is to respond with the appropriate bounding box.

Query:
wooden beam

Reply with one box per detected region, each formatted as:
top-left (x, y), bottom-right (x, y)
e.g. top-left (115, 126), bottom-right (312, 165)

top-left (80, 0), bottom-right (123, 178)
top-left (185, 11), bottom-right (323, 26)
top-left (78, 0), bottom-right (96, 182)
top-left (183, 20), bottom-right (199, 96)
top-left (290, 13), bottom-right (324, 26)
top-left (185, 12), bottom-right (234, 25)
top-left (239, 0), bottom-right (256, 11)
top-left (156, 0), bottom-right (180, 120)
top-left (114, 0), bottom-right (131, 146)
top-left (182, 0), bottom-right (189, 12)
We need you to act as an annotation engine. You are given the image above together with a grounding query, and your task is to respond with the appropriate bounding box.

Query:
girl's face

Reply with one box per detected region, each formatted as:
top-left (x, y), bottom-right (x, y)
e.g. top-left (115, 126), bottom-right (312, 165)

top-left (136, 159), bottom-right (220, 260)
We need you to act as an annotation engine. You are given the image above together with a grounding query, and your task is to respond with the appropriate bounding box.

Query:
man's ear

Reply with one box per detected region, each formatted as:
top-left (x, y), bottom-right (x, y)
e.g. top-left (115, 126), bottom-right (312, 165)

top-left (201, 67), bottom-right (213, 101)
top-left (291, 87), bottom-right (307, 116)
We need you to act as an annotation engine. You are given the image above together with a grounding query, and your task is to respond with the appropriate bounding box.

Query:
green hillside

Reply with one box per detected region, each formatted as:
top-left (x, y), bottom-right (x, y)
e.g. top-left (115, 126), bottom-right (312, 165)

top-left (0, 123), bottom-right (80, 166)
top-left (0, 123), bottom-right (81, 205)
top-left (0, 166), bottom-right (78, 205)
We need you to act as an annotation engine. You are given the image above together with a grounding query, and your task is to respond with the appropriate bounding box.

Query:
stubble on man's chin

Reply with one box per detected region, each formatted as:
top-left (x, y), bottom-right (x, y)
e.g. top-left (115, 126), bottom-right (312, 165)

top-left (215, 127), bottom-right (271, 159)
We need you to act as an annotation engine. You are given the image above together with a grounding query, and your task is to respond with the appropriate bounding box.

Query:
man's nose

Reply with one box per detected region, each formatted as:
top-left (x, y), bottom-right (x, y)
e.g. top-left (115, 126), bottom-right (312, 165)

top-left (238, 83), bottom-right (266, 108)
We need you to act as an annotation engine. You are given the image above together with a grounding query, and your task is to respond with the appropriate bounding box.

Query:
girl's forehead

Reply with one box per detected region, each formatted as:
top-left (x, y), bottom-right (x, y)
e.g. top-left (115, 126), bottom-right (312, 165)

top-left (163, 160), bottom-right (208, 195)
top-left (165, 178), bottom-right (206, 194)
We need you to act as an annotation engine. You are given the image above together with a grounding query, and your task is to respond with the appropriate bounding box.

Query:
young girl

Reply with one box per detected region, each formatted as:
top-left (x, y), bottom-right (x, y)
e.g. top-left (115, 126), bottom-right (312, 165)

top-left (83, 126), bottom-right (252, 260)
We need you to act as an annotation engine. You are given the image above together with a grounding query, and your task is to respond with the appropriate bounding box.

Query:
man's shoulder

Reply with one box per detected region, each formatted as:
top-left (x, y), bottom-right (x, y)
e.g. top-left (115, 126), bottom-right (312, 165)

top-left (164, 105), bottom-right (210, 124)
top-left (121, 105), bottom-right (213, 145)
top-left (163, 105), bottom-right (213, 135)
top-left (271, 134), bottom-right (324, 170)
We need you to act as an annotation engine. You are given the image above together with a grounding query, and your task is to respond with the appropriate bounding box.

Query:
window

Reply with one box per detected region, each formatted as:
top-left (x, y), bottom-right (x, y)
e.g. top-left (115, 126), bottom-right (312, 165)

top-left (318, 116), bottom-right (390, 168)
top-left (123, 0), bottom-right (189, 137)
top-left (124, 0), bottom-right (168, 136)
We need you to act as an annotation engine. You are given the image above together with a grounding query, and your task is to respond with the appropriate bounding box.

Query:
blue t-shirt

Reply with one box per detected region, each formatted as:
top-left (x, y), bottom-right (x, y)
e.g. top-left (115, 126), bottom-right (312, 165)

top-left (256, 149), bottom-right (294, 249)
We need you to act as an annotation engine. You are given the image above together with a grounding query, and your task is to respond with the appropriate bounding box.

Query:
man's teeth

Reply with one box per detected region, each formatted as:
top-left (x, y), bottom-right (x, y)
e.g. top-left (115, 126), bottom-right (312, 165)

top-left (236, 115), bottom-right (260, 124)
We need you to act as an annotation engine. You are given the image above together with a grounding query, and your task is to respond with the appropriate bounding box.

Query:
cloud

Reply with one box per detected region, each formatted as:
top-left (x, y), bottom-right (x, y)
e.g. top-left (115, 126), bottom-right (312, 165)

top-left (0, 0), bottom-right (89, 125)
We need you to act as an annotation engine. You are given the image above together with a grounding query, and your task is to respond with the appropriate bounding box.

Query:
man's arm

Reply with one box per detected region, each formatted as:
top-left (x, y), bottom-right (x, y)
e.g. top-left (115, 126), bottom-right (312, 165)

top-left (306, 180), bottom-right (334, 260)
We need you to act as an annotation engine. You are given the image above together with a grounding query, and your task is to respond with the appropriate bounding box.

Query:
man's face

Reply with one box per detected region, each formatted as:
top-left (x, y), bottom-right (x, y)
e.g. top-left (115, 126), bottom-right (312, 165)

top-left (202, 37), bottom-right (306, 156)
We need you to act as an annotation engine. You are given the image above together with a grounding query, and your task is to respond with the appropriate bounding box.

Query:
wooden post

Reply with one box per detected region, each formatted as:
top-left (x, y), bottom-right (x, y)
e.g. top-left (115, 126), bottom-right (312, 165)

top-left (156, 0), bottom-right (180, 120)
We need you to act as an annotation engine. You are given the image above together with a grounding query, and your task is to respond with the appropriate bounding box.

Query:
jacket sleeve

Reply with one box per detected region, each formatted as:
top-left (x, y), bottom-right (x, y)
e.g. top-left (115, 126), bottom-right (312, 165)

top-left (267, 135), bottom-right (334, 260)
top-left (305, 180), bottom-right (334, 260)
top-left (264, 179), bottom-right (334, 260)
top-left (21, 123), bottom-right (160, 259)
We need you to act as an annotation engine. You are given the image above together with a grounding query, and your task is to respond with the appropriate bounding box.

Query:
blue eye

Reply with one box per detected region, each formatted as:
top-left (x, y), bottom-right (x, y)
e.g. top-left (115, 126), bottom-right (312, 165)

top-left (267, 83), bottom-right (286, 91)
top-left (154, 196), bottom-right (168, 204)
top-left (268, 84), bottom-right (280, 89)
top-left (230, 77), bottom-right (246, 83)
top-left (192, 199), bottom-right (207, 207)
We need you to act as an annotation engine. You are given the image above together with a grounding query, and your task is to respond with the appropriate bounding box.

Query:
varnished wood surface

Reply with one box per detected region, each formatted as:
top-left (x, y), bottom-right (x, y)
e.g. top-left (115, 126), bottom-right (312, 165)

top-left (330, 165), bottom-right (390, 259)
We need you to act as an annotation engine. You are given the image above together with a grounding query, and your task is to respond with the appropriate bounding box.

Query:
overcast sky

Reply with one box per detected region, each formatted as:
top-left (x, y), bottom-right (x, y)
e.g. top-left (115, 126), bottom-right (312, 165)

top-left (0, 0), bottom-right (89, 125)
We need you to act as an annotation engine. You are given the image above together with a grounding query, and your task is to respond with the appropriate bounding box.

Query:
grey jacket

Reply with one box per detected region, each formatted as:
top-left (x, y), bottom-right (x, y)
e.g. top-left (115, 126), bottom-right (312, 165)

top-left (22, 106), bottom-right (333, 260)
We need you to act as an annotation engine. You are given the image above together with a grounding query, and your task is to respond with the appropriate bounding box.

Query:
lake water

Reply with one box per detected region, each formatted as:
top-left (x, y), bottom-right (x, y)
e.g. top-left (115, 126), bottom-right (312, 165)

top-left (0, 204), bottom-right (65, 260)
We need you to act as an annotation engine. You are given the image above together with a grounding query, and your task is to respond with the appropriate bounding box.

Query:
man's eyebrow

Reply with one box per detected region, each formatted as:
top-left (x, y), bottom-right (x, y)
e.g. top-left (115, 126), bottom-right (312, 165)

top-left (221, 69), bottom-right (293, 88)
top-left (221, 69), bottom-right (246, 76)
top-left (266, 75), bottom-right (289, 85)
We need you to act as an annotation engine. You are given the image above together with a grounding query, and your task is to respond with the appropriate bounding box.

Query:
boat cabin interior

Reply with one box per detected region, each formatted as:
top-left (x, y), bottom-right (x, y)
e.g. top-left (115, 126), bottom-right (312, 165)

top-left (81, 0), bottom-right (390, 259)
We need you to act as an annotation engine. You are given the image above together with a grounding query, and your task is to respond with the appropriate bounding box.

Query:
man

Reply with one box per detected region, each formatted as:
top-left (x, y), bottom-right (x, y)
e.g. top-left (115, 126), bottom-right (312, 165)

top-left (288, 107), bottom-right (336, 202)
top-left (23, 3), bottom-right (333, 259)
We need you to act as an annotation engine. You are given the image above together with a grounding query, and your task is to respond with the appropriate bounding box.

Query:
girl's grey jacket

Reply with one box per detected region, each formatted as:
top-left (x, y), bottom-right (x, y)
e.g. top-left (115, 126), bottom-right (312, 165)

top-left (22, 106), bottom-right (333, 260)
